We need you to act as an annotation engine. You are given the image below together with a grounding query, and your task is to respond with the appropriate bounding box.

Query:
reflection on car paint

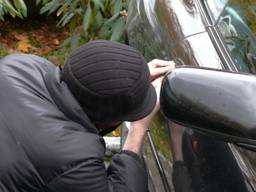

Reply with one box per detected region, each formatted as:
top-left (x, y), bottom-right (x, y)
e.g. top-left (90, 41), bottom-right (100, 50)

top-left (173, 33), bottom-right (223, 68)
top-left (157, 0), bottom-right (205, 39)
top-left (126, 0), bottom-right (170, 61)
top-left (127, 0), bottom-right (256, 191)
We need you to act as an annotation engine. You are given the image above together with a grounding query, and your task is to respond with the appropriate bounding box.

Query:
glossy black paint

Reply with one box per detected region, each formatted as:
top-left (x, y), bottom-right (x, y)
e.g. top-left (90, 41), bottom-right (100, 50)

top-left (126, 0), bottom-right (256, 191)
top-left (161, 67), bottom-right (256, 144)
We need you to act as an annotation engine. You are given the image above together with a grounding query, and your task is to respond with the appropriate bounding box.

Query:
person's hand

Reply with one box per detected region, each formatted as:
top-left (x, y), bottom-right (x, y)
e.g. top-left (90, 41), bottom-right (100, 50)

top-left (148, 59), bottom-right (175, 81)
top-left (123, 60), bottom-right (175, 154)
top-left (130, 59), bottom-right (176, 131)
top-left (131, 76), bottom-right (163, 129)
top-left (123, 76), bottom-right (167, 154)
top-left (134, 59), bottom-right (175, 128)
top-left (168, 121), bottom-right (185, 161)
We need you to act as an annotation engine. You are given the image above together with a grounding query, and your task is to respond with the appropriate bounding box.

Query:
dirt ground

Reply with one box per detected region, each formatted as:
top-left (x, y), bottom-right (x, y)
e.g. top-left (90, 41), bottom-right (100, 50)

top-left (0, 18), bottom-right (70, 66)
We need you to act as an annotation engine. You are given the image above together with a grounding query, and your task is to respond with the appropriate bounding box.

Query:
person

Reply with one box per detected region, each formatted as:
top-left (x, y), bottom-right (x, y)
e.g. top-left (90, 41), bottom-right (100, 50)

top-left (0, 40), bottom-right (174, 192)
top-left (168, 121), bottom-right (196, 192)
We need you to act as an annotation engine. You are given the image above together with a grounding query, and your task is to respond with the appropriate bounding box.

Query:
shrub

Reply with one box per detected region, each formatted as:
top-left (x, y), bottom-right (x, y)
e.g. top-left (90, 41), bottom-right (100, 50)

top-left (1, 0), bottom-right (128, 49)
top-left (0, 0), bottom-right (27, 20)
top-left (37, 0), bottom-right (128, 49)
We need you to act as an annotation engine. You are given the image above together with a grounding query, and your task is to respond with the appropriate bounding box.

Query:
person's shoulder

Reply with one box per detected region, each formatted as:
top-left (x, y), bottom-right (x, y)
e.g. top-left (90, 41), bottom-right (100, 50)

top-left (0, 53), bottom-right (56, 76)
top-left (0, 53), bottom-right (54, 67)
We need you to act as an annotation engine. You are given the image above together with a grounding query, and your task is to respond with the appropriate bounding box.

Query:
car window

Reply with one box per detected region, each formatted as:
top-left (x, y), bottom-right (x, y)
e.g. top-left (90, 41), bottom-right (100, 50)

top-left (206, 0), bottom-right (229, 20)
top-left (211, 0), bottom-right (256, 73)
top-left (231, 145), bottom-right (256, 190)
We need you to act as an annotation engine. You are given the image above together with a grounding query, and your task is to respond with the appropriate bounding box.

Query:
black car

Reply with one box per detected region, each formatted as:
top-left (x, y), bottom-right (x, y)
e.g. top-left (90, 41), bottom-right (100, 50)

top-left (125, 0), bottom-right (256, 191)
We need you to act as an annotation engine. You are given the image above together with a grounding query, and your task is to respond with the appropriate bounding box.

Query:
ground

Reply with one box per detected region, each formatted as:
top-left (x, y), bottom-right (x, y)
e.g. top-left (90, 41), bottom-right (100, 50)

top-left (0, 18), bottom-right (121, 138)
top-left (0, 18), bottom-right (70, 66)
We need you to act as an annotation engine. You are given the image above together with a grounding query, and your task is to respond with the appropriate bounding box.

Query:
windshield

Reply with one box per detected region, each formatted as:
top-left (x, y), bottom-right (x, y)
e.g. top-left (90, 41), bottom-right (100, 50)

top-left (207, 0), bottom-right (256, 73)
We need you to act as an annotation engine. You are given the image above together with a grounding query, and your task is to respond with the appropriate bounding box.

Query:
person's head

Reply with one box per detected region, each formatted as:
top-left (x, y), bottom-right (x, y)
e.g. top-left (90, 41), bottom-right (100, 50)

top-left (61, 40), bottom-right (156, 132)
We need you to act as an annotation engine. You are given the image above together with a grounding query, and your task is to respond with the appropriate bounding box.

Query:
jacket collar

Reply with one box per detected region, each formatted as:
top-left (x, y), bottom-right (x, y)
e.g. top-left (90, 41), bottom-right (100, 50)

top-left (44, 67), bottom-right (98, 134)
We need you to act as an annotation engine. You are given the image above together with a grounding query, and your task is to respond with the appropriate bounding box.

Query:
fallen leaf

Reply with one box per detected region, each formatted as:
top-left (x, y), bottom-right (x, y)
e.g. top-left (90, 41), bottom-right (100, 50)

top-left (15, 34), bottom-right (31, 52)
top-left (1, 19), bottom-right (70, 56)
top-left (35, 35), bottom-right (45, 43)
top-left (53, 39), bottom-right (60, 45)
top-left (17, 39), bottom-right (32, 53)
top-left (41, 46), bottom-right (52, 54)
top-left (112, 129), bottom-right (121, 137)
top-left (15, 34), bottom-right (28, 41)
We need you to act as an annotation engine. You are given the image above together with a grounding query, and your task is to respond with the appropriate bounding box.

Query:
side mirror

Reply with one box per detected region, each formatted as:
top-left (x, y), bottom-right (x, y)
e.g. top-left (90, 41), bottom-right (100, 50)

top-left (160, 67), bottom-right (256, 149)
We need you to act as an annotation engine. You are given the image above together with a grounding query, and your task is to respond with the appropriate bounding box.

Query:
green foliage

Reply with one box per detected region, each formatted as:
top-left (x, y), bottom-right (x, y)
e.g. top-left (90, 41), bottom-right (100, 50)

top-left (0, 0), bottom-right (27, 20)
top-left (0, 0), bottom-right (128, 49)
top-left (37, 0), bottom-right (128, 48)
top-left (0, 43), bottom-right (9, 58)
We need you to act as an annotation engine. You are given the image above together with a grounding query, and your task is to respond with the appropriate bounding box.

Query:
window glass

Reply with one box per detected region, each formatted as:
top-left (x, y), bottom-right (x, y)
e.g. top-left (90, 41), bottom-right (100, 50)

top-left (234, 145), bottom-right (256, 189)
top-left (215, 0), bottom-right (256, 73)
top-left (206, 0), bottom-right (228, 20)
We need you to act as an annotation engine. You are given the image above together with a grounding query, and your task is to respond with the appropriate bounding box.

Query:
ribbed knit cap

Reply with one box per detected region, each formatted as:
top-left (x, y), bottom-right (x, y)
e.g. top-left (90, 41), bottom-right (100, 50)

top-left (61, 40), bottom-right (156, 122)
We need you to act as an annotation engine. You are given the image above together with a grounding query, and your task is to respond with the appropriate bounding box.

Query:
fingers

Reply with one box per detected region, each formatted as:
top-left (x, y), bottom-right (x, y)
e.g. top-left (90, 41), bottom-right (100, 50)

top-left (151, 76), bottom-right (165, 112)
top-left (152, 76), bottom-right (164, 101)
top-left (129, 60), bottom-right (173, 128)
top-left (148, 59), bottom-right (175, 81)
top-left (151, 66), bottom-right (173, 80)
top-left (148, 59), bottom-right (175, 68)
top-left (152, 76), bottom-right (164, 89)
top-left (129, 77), bottom-right (164, 129)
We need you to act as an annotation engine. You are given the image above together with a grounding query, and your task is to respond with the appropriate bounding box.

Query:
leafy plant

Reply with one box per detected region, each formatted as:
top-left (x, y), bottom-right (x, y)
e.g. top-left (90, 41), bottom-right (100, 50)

top-left (0, 0), bottom-right (27, 20)
top-left (37, 0), bottom-right (128, 49)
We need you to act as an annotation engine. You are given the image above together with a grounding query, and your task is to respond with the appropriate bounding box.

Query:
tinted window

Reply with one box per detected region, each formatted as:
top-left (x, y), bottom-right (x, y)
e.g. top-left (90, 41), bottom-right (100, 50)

top-left (206, 0), bottom-right (228, 20)
top-left (216, 0), bottom-right (256, 73)
top-left (231, 145), bottom-right (256, 190)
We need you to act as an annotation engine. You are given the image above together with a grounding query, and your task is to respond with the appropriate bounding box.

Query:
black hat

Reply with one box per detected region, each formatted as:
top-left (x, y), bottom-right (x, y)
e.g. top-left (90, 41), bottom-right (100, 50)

top-left (61, 40), bottom-right (156, 122)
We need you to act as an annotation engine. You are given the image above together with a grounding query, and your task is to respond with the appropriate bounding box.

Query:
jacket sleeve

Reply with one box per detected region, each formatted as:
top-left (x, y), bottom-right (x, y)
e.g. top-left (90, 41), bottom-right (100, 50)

top-left (45, 149), bottom-right (148, 192)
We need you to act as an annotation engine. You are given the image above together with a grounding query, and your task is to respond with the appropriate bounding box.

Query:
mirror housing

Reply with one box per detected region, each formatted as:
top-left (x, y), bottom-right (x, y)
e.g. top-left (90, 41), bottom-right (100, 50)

top-left (160, 67), bottom-right (256, 148)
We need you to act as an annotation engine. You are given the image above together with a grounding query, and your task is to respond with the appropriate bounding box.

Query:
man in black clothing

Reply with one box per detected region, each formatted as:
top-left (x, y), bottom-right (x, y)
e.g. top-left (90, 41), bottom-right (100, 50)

top-left (0, 40), bottom-right (173, 192)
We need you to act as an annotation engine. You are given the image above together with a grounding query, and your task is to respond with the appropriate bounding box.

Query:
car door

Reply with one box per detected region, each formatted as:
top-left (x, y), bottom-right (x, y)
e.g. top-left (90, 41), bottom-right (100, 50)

top-left (204, 0), bottom-right (256, 190)
top-left (126, 0), bottom-right (256, 191)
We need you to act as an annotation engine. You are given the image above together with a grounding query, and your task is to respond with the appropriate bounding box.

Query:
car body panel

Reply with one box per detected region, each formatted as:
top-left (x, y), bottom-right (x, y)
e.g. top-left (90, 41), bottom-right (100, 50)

top-left (126, 0), bottom-right (256, 191)
top-left (155, 0), bottom-right (205, 41)
top-left (170, 33), bottom-right (223, 68)
top-left (127, 0), bottom-right (170, 61)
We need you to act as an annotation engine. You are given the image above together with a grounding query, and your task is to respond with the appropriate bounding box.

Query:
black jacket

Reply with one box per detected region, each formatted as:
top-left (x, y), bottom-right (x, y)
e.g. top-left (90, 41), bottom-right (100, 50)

top-left (0, 54), bottom-right (147, 192)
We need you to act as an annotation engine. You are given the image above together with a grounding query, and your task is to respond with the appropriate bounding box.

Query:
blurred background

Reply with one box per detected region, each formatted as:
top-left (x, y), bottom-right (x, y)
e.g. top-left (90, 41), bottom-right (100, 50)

top-left (0, 0), bottom-right (128, 66)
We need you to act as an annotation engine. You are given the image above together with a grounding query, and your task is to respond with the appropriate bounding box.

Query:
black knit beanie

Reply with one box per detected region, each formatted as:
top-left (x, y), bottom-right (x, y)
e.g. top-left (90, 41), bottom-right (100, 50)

top-left (61, 40), bottom-right (156, 122)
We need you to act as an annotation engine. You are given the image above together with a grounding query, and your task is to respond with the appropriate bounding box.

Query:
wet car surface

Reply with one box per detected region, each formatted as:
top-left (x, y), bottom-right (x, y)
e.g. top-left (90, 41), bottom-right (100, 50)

top-left (126, 0), bottom-right (256, 191)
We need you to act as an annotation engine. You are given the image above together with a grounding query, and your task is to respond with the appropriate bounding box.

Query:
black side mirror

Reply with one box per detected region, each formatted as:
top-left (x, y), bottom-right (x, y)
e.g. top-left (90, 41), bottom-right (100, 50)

top-left (160, 67), bottom-right (256, 150)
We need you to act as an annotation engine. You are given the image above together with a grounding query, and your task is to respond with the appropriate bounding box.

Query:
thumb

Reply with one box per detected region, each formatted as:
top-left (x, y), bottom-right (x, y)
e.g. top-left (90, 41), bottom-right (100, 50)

top-left (151, 76), bottom-right (164, 111)
top-left (152, 76), bottom-right (164, 92)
